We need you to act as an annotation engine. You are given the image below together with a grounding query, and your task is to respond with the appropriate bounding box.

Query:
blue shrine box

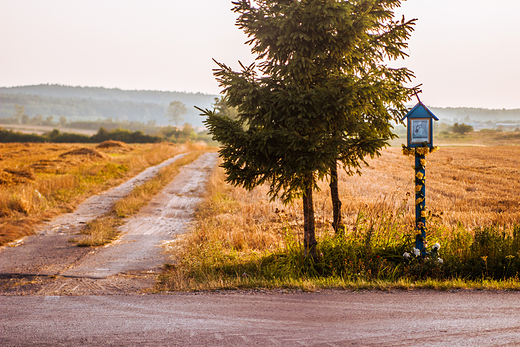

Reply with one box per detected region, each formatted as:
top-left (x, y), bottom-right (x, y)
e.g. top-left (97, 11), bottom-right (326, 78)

top-left (402, 102), bottom-right (439, 148)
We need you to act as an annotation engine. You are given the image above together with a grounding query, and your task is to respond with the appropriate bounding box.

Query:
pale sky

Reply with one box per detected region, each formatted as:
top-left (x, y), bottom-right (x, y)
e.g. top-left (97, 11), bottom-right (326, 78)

top-left (1, 0), bottom-right (519, 109)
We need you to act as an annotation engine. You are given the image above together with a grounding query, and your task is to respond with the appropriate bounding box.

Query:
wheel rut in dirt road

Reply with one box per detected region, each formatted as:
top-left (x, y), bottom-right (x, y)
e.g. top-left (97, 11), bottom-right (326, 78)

top-left (45, 152), bottom-right (190, 230)
top-left (61, 152), bottom-right (218, 279)
top-left (0, 152), bottom-right (218, 295)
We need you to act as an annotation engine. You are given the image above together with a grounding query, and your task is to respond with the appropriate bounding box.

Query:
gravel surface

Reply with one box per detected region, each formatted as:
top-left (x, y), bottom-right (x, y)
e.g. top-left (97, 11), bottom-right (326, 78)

top-left (2, 290), bottom-right (519, 346)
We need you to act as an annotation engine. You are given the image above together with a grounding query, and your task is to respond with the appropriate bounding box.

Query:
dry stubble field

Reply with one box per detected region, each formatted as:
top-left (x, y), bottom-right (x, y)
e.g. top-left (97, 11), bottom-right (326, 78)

top-left (0, 141), bottom-right (194, 245)
top-left (341, 146), bottom-right (520, 229)
top-left (180, 145), bottom-right (520, 256)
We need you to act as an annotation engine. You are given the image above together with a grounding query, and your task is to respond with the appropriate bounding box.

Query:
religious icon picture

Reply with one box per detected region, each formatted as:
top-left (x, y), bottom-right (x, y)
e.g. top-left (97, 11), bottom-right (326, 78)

top-left (410, 119), bottom-right (430, 144)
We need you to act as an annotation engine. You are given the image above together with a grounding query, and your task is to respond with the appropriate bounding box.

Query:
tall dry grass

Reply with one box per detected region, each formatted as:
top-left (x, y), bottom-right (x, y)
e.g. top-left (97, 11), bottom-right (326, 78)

top-left (0, 142), bottom-right (202, 245)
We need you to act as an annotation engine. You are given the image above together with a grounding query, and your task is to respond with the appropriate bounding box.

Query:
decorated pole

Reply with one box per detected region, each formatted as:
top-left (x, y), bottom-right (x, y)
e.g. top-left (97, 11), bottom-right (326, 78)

top-left (414, 149), bottom-right (427, 254)
top-left (402, 94), bottom-right (438, 256)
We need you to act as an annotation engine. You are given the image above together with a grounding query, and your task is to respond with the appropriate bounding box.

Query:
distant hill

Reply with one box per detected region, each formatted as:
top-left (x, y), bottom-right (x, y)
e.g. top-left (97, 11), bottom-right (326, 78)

top-left (2, 85), bottom-right (519, 127)
top-left (429, 107), bottom-right (520, 123)
top-left (0, 85), bottom-right (219, 127)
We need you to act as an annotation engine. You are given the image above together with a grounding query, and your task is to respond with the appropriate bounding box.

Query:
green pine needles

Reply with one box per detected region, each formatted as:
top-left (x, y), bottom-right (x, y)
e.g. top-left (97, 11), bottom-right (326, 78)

top-left (200, 0), bottom-right (418, 259)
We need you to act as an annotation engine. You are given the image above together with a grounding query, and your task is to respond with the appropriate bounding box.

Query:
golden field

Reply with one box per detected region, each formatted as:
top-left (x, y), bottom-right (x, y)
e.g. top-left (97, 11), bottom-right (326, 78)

top-left (1, 141), bottom-right (519, 250)
top-left (0, 141), bottom-right (194, 245)
top-left (340, 146), bottom-right (520, 229)
top-left (179, 145), bottom-right (520, 255)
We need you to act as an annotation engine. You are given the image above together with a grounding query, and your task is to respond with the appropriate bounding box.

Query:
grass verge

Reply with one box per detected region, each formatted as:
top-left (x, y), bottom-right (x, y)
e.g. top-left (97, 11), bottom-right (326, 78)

top-left (157, 166), bottom-right (520, 292)
top-left (75, 151), bottom-right (204, 247)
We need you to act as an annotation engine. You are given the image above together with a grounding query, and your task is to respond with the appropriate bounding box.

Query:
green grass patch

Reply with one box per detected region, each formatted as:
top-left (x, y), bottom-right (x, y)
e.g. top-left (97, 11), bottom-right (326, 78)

top-left (75, 217), bottom-right (123, 247)
top-left (158, 225), bottom-right (520, 291)
top-left (158, 224), bottom-right (520, 291)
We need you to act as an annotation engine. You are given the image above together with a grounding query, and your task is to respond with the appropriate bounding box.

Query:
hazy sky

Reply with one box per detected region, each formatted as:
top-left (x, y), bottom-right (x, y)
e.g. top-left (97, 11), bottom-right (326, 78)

top-left (1, 0), bottom-right (519, 109)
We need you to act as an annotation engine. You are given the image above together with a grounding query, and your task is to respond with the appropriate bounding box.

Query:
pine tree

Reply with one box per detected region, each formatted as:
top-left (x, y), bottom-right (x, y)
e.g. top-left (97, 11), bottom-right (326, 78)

top-left (201, 0), bottom-right (417, 257)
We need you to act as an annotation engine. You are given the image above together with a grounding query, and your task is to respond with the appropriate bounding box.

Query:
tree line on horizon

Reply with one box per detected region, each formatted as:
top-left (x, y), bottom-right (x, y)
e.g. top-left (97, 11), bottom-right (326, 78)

top-left (0, 123), bottom-right (215, 145)
top-left (1, 85), bottom-right (519, 130)
top-left (0, 86), bottom-right (217, 127)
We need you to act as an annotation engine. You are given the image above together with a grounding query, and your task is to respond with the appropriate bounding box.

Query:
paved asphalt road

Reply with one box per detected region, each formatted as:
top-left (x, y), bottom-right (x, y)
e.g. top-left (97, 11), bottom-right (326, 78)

top-left (2, 290), bottom-right (519, 346)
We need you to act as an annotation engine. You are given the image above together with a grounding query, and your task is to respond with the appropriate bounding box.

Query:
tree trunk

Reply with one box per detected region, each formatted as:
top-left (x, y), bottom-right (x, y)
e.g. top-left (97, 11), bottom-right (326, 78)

top-left (302, 180), bottom-right (317, 259)
top-left (330, 161), bottom-right (343, 234)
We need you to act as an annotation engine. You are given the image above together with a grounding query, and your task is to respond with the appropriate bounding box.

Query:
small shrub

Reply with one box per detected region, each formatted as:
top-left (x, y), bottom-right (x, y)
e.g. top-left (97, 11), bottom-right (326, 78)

top-left (451, 123), bottom-right (474, 135)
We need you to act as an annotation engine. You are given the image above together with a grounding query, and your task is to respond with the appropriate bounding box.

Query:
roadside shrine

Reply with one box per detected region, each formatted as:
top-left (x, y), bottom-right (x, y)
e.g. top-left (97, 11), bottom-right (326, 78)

top-left (401, 96), bottom-right (439, 255)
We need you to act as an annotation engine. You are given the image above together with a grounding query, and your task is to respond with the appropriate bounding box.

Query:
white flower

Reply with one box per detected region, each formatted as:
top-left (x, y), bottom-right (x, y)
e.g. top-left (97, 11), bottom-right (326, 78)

top-left (437, 258), bottom-right (443, 264)
top-left (403, 252), bottom-right (411, 259)
top-left (413, 248), bottom-right (420, 257)
top-left (432, 243), bottom-right (441, 251)
top-left (35, 189), bottom-right (44, 199)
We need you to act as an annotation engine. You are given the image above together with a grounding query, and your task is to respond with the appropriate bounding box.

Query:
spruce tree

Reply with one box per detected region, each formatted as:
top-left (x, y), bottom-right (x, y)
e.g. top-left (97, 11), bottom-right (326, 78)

top-left (201, 0), bottom-right (417, 257)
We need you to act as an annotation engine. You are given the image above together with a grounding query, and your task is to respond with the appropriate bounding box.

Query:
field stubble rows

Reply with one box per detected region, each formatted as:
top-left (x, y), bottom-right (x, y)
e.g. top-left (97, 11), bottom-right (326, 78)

top-left (197, 146), bottom-right (520, 250)
top-left (345, 146), bottom-right (520, 228)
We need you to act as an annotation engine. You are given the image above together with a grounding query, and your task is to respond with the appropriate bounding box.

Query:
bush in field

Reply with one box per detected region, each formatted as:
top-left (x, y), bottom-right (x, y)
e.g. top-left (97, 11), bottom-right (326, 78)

top-left (451, 123), bottom-right (474, 135)
top-left (156, 124), bottom-right (214, 144)
top-left (90, 127), bottom-right (161, 143)
top-left (49, 130), bottom-right (91, 143)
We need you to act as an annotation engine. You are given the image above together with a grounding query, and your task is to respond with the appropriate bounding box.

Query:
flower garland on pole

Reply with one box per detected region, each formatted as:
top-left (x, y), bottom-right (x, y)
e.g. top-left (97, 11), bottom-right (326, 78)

top-left (402, 144), bottom-right (439, 255)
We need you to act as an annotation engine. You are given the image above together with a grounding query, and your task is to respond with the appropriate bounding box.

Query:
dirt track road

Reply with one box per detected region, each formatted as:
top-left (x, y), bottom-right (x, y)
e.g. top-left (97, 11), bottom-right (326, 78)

top-left (2, 290), bottom-right (520, 346)
top-left (61, 152), bottom-right (218, 279)
top-left (0, 152), bottom-right (218, 295)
